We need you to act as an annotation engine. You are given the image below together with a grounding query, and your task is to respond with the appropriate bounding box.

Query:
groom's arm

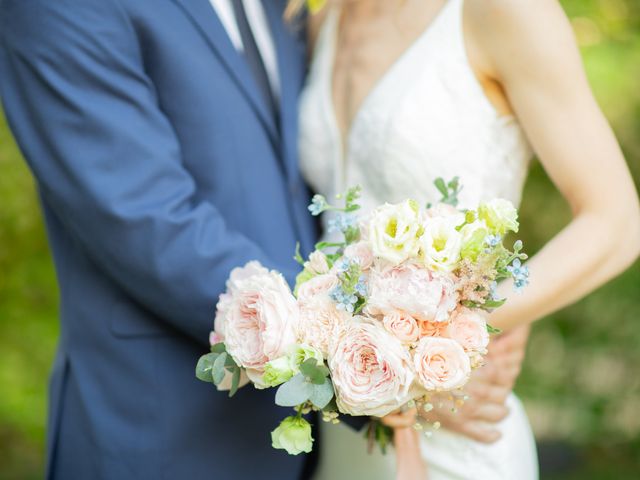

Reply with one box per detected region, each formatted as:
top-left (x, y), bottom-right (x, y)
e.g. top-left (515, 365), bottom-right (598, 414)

top-left (0, 0), bottom-right (297, 342)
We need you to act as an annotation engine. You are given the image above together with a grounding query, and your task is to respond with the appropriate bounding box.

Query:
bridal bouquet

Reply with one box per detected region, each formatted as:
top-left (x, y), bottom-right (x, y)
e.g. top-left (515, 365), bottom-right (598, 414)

top-left (196, 178), bottom-right (529, 455)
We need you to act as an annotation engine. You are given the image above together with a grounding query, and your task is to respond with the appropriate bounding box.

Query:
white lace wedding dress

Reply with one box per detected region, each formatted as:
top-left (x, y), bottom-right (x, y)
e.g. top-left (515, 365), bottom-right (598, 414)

top-left (298, 0), bottom-right (539, 478)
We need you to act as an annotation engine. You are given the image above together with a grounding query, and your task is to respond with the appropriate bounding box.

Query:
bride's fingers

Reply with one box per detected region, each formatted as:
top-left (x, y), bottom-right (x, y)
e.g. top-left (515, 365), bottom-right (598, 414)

top-left (381, 407), bottom-right (419, 428)
top-left (470, 403), bottom-right (510, 423)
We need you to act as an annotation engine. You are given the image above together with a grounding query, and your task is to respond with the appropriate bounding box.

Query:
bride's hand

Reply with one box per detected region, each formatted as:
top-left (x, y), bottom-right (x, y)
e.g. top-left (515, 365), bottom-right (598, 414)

top-left (382, 408), bottom-right (428, 480)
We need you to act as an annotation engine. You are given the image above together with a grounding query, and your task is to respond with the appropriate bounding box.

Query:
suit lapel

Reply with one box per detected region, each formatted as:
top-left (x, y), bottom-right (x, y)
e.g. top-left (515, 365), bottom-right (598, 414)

top-left (171, 0), bottom-right (279, 146)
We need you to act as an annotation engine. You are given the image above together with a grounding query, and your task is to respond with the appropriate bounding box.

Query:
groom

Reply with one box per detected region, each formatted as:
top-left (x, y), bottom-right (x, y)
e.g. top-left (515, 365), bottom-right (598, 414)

top-left (0, 0), bottom-right (528, 478)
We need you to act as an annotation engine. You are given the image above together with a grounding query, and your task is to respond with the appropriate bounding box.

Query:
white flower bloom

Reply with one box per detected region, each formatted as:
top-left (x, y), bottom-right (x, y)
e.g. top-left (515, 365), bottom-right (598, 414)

top-left (478, 199), bottom-right (519, 235)
top-left (368, 200), bottom-right (423, 265)
top-left (420, 216), bottom-right (463, 272)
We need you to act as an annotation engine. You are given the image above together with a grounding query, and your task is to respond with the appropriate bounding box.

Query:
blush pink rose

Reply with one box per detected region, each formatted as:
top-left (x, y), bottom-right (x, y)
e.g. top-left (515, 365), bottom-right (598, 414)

top-left (413, 337), bottom-right (471, 391)
top-left (447, 308), bottom-right (489, 355)
top-left (344, 241), bottom-right (374, 271)
top-left (330, 320), bottom-right (415, 417)
top-left (366, 262), bottom-right (458, 323)
top-left (298, 296), bottom-right (351, 357)
top-left (382, 311), bottom-right (420, 344)
top-left (215, 262), bottom-right (298, 374)
top-left (296, 273), bottom-right (340, 303)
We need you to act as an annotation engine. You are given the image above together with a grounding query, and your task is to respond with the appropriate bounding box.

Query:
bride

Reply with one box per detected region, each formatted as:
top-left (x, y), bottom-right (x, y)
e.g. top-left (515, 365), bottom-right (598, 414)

top-left (295, 0), bottom-right (640, 478)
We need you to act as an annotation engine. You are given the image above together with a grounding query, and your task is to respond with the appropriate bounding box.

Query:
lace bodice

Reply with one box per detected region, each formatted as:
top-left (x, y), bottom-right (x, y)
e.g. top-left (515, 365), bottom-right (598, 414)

top-left (299, 0), bottom-right (532, 217)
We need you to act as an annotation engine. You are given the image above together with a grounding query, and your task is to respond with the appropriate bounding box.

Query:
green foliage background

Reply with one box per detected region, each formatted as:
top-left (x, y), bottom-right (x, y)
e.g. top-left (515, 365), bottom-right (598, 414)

top-left (0, 0), bottom-right (638, 478)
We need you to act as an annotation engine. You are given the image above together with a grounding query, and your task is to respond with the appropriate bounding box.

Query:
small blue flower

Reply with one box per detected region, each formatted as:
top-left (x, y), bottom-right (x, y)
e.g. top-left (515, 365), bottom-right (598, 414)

top-left (330, 285), bottom-right (358, 313)
top-left (308, 195), bottom-right (328, 216)
top-left (507, 258), bottom-right (529, 293)
top-left (485, 234), bottom-right (502, 248)
top-left (328, 214), bottom-right (356, 233)
top-left (335, 258), bottom-right (351, 273)
top-left (355, 276), bottom-right (367, 296)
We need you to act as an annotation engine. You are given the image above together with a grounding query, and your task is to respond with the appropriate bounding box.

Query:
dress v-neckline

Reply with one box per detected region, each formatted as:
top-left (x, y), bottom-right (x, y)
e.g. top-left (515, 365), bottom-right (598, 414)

top-left (324, 0), bottom-right (454, 167)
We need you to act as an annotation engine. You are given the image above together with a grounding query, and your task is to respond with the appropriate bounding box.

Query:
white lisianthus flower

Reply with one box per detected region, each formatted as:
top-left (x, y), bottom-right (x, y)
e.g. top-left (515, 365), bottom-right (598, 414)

top-left (459, 219), bottom-right (489, 261)
top-left (271, 416), bottom-right (314, 455)
top-left (262, 356), bottom-right (296, 387)
top-left (368, 200), bottom-right (423, 264)
top-left (478, 199), bottom-right (519, 235)
top-left (420, 216), bottom-right (463, 272)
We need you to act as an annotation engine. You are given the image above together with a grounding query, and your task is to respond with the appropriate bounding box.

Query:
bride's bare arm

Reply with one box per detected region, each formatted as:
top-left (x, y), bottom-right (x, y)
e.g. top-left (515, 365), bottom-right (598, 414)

top-left (467, 0), bottom-right (640, 331)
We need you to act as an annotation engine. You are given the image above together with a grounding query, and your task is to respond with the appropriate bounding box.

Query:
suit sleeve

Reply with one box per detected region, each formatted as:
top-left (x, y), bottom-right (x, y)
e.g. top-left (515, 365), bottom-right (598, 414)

top-left (0, 0), bottom-right (298, 342)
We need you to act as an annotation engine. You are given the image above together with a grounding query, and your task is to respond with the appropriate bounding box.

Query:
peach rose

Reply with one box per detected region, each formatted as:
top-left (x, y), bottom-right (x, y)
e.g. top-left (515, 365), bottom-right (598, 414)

top-left (215, 262), bottom-right (298, 374)
top-left (418, 319), bottom-right (450, 338)
top-left (305, 251), bottom-right (330, 275)
top-left (366, 262), bottom-right (458, 323)
top-left (382, 311), bottom-right (420, 344)
top-left (447, 308), bottom-right (489, 355)
top-left (330, 320), bottom-right (415, 417)
top-left (413, 337), bottom-right (471, 391)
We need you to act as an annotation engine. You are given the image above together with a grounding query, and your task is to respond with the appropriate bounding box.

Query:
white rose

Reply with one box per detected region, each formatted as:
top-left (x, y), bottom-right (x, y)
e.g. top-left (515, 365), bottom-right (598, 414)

top-left (420, 216), bottom-right (463, 272)
top-left (478, 199), bottom-right (519, 235)
top-left (368, 200), bottom-right (423, 264)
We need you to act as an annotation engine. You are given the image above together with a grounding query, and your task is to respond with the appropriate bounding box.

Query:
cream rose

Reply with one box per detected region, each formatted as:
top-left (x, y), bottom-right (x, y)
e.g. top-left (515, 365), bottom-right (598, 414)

top-left (413, 337), bottom-right (471, 391)
top-left (447, 308), bottom-right (489, 355)
top-left (368, 200), bottom-right (422, 264)
top-left (305, 251), bottom-right (330, 275)
top-left (330, 320), bottom-right (415, 417)
top-left (366, 262), bottom-right (458, 323)
top-left (382, 311), bottom-right (420, 344)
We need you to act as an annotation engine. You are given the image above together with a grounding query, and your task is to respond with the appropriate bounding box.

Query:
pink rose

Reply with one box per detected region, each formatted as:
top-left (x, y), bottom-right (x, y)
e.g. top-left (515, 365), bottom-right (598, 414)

top-left (296, 273), bottom-right (340, 303)
top-left (344, 241), bottom-right (374, 271)
top-left (382, 311), bottom-right (420, 344)
top-left (413, 337), bottom-right (471, 391)
top-left (330, 320), bottom-right (415, 417)
top-left (447, 308), bottom-right (489, 355)
top-left (366, 262), bottom-right (458, 323)
top-left (215, 262), bottom-right (298, 373)
top-left (298, 296), bottom-right (351, 356)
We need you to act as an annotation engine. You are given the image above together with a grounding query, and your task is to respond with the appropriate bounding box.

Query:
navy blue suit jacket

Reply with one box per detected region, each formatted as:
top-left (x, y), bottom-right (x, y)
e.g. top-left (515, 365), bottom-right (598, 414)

top-left (0, 0), bottom-right (319, 478)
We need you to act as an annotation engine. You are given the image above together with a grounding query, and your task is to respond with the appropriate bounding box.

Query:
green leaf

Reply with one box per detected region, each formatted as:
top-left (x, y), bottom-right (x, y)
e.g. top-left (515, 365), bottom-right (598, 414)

top-left (434, 177), bottom-right (448, 197)
top-left (483, 298), bottom-right (507, 309)
top-left (299, 358), bottom-right (328, 385)
top-left (212, 352), bottom-right (227, 385)
top-left (462, 300), bottom-right (482, 309)
top-left (486, 323), bottom-right (503, 334)
top-left (211, 343), bottom-right (226, 354)
top-left (275, 373), bottom-right (313, 407)
top-left (229, 367), bottom-right (241, 397)
top-left (314, 241), bottom-right (344, 251)
top-left (293, 242), bottom-right (305, 266)
top-left (308, 377), bottom-right (334, 409)
top-left (224, 353), bottom-right (238, 368)
top-left (195, 353), bottom-right (218, 383)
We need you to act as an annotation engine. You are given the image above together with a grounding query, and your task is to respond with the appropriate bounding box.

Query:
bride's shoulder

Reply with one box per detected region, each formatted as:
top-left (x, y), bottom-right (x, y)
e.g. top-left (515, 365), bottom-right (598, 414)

top-left (465, 0), bottom-right (578, 79)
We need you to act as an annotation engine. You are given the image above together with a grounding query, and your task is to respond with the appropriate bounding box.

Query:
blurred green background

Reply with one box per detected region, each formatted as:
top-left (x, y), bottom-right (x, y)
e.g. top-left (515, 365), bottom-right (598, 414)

top-left (0, 0), bottom-right (639, 478)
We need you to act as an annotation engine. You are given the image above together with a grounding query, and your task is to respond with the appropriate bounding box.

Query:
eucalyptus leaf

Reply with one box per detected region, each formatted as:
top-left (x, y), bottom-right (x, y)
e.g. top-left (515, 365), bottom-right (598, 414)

top-left (299, 359), bottom-right (327, 385)
top-left (211, 343), bottom-right (226, 354)
top-left (309, 378), bottom-right (334, 409)
top-left (275, 373), bottom-right (313, 407)
top-left (195, 353), bottom-right (218, 383)
top-left (434, 177), bottom-right (448, 197)
top-left (229, 367), bottom-right (241, 397)
top-left (212, 352), bottom-right (227, 385)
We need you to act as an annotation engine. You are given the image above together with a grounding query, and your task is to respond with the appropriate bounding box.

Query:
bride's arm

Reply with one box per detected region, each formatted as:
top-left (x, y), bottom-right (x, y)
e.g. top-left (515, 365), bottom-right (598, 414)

top-left (467, 0), bottom-right (640, 331)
